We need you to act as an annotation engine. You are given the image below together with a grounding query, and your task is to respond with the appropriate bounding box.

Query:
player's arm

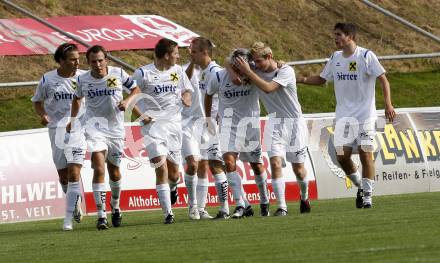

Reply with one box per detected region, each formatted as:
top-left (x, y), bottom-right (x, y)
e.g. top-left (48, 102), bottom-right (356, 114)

top-left (33, 101), bottom-right (49, 126)
top-left (296, 75), bottom-right (327, 85)
top-left (182, 90), bottom-right (192, 107)
top-left (204, 94), bottom-right (213, 118)
top-left (181, 72), bottom-right (193, 107)
top-left (378, 74), bottom-right (395, 122)
top-left (118, 86), bottom-right (140, 111)
top-left (224, 59), bottom-right (242, 85)
top-left (185, 62), bottom-right (195, 80)
top-left (234, 56), bottom-right (281, 93)
top-left (67, 95), bottom-right (82, 133)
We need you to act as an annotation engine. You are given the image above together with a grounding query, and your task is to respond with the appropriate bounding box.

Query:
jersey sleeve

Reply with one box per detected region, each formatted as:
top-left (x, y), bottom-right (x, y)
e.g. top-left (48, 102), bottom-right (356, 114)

top-left (320, 53), bottom-right (335, 81)
top-left (121, 68), bottom-right (137, 91)
top-left (206, 71), bottom-right (221, 95)
top-left (180, 72), bottom-right (194, 93)
top-left (31, 75), bottom-right (46, 102)
top-left (132, 68), bottom-right (145, 90)
top-left (365, 50), bottom-right (385, 78)
top-left (272, 66), bottom-right (295, 88)
top-left (74, 75), bottom-right (84, 98)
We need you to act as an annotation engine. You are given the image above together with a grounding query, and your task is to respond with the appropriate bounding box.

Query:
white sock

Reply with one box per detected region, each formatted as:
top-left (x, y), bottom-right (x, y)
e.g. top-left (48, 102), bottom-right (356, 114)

top-left (169, 180), bottom-right (178, 192)
top-left (184, 173), bottom-right (197, 208)
top-left (109, 179), bottom-right (121, 212)
top-left (298, 179), bottom-right (309, 201)
top-left (196, 178), bottom-right (209, 211)
top-left (156, 184), bottom-right (172, 216)
top-left (65, 182), bottom-right (81, 223)
top-left (255, 171), bottom-right (269, 204)
top-left (347, 171), bottom-right (361, 188)
top-left (61, 183), bottom-right (68, 194)
top-left (214, 173), bottom-right (229, 213)
top-left (226, 171), bottom-right (245, 207)
top-left (362, 178), bottom-right (374, 204)
top-left (92, 183), bottom-right (107, 218)
top-left (272, 177), bottom-right (287, 210)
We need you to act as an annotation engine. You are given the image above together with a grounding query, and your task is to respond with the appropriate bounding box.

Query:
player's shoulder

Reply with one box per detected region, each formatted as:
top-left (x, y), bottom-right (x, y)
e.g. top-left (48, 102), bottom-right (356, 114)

top-left (357, 46), bottom-right (376, 59)
top-left (107, 66), bottom-right (123, 76)
top-left (41, 69), bottom-right (59, 82)
top-left (75, 69), bottom-right (87, 77)
top-left (206, 61), bottom-right (223, 74)
top-left (278, 64), bottom-right (294, 74)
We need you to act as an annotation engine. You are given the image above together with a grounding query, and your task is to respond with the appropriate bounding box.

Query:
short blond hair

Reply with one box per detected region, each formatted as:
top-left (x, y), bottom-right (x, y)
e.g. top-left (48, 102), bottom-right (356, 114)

top-left (250, 41), bottom-right (272, 58)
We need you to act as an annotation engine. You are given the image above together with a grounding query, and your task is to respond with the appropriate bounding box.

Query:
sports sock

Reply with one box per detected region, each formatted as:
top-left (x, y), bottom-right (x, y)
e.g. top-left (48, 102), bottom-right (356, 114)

top-left (61, 183), bottom-right (68, 194)
top-left (92, 183), bottom-right (107, 218)
top-left (226, 171), bottom-right (245, 207)
top-left (157, 184), bottom-right (172, 216)
top-left (272, 177), bottom-right (287, 210)
top-left (214, 172), bottom-right (229, 213)
top-left (347, 171), bottom-right (361, 188)
top-left (109, 179), bottom-right (121, 212)
top-left (362, 178), bottom-right (374, 204)
top-left (298, 179), bottom-right (309, 201)
top-left (254, 171), bottom-right (269, 204)
top-left (65, 181), bottom-right (81, 222)
top-left (184, 173), bottom-right (197, 208)
top-left (196, 178), bottom-right (209, 211)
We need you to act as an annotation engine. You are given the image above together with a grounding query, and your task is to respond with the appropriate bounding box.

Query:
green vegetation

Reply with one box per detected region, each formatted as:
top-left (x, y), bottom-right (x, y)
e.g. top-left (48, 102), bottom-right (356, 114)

top-left (1, 192), bottom-right (440, 262)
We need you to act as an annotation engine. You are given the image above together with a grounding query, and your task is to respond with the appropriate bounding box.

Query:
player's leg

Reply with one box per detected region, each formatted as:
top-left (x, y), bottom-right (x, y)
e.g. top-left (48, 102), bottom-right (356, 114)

top-left (184, 155), bottom-right (200, 220)
top-left (196, 160), bottom-right (212, 219)
top-left (91, 150), bottom-right (109, 230)
top-left (287, 147), bottom-right (311, 214)
top-left (166, 158), bottom-right (181, 224)
top-left (270, 156), bottom-right (288, 216)
top-left (63, 164), bottom-right (82, 231)
top-left (335, 146), bottom-right (363, 208)
top-left (106, 138), bottom-right (124, 227)
top-left (209, 156), bottom-right (230, 219)
top-left (250, 162), bottom-right (269, 216)
top-left (152, 155), bottom-right (174, 224)
top-left (224, 152), bottom-right (246, 218)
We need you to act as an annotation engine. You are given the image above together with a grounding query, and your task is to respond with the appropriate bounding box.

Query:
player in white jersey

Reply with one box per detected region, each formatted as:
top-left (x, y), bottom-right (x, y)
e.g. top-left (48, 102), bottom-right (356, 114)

top-left (132, 38), bottom-right (193, 224)
top-left (206, 48), bottom-right (270, 218)
top-left (67, 45), bottom-right (140, 230)
top-left (189, 37), bottom-right (232, 219)
top-left (31, 43), bottom-right (86, 230)
top-left (180, 61), bottom-right (214, 220)
top-left (235, 42), bottom-right (310, 216)
top-left (297, 23), bottom-right (395, 208)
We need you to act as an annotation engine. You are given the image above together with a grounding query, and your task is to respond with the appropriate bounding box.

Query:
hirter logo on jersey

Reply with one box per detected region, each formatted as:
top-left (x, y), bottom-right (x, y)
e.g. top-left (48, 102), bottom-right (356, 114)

top-left (170, 72), bottom-right (179, 82)
top-left (107, 77), bottom-right (119, 88)
top-left (349, 61), bottom-right (357, 72)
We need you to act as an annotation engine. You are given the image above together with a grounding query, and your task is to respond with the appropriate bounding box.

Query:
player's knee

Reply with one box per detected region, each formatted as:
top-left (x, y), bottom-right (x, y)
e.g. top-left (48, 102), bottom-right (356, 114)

top-left (185, 160), bottom-right (198, 175)
top-left (336, 154), bottom-right (350, 166)
top-left (224, 160), bottom-right (236, 173)
top-left (293, 164), bottom-right (307, 179)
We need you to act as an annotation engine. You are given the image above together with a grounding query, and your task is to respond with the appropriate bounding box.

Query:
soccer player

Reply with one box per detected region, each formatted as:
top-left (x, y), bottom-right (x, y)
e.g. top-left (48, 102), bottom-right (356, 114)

top-left (67, 45), bottom-right (140, 230)
top-left (297, 23), bottom-right (395, 208)
top-left (31, 43), bottom-right (86, 230)
top-left (189, 37), bottom-right (232, 219)
top-left (132, 38), bottom-right (193, 224)
top-left (235, 42), bottom-right (311, 216)
top-left (206, 48), bottom-right (269, 218)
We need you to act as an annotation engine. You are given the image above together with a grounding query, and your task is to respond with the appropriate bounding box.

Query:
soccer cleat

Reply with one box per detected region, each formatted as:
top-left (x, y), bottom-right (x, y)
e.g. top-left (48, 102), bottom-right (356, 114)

top-left (356, 189), bottom-right (364, 209)
top-left (260, 203), bottom-right (270, 217)
top-left (188, 207), bottom-right (200, 220)
top-left (363, 203), bottom-right (372, 209)
top-left (96, 217), bottom-right (109, 230)
top-left (274, 208), bottom-right (288, 216)
top-left (73, 196), bottom-right (83, 223)
top-left (300, 199), bottom-right (311, 214)
top-left (199, 209), bottom-right (213, 220)
top-left (243, 205), bottom-right (254, 217)
top-left (164, 213), bottom-right (175, 224)
top-left (111, 209), bottom-right (122, 227)
top-left (213, 210), bottom-right (230, 220)
top-left (170, 188), bottom-right (178, 205)
top-left (63, 220), bottom-right (73, 231)
top-left (231, 206), bottom-right (245, 219)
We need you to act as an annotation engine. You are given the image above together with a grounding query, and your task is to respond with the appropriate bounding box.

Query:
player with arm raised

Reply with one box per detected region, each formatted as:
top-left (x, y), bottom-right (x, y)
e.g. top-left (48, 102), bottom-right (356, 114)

top-left (66, 45), bottom-right (140, 230)
top-left (297, 23), bottom-right (395, 208)
top-left (132, 38), bottom-right (192, 224)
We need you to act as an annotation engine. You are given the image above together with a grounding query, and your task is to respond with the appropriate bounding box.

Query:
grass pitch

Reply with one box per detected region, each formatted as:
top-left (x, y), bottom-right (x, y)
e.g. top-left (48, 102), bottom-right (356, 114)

top-left (1, 192), bottom-right (440, 263)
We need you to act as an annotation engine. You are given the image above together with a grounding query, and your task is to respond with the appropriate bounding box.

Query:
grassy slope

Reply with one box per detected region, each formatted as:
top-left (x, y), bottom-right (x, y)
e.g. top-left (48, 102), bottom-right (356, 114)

top-left (1, 193), bottom-right (440, 262)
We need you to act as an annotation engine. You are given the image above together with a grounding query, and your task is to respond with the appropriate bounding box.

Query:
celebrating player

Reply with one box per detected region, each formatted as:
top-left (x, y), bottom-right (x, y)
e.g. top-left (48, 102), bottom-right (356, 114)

top-left (66, 45), bottom-right (140, 230)
top-left (132, 38), bottom-right (193, 224)
top-left (297, 23), bottom-right (395, 208)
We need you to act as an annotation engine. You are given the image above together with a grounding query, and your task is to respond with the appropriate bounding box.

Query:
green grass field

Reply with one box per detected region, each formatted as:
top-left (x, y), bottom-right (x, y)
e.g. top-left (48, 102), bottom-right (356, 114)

top-left (1, 192), bottom-right (439, 263)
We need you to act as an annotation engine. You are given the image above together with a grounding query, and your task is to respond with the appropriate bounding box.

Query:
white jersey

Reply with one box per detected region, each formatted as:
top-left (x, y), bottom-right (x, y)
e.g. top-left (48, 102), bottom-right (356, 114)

top-left (320, 46), bottom-right (385, 123)
top-left (255, 65), bottom-right (303, 119)
top-left (181, 63), bottom-right (204, 120)
top-left (31, 69), bottom-right (86, 129)
top-left (199, 61), bottom-right (222, 119)
top-left (75, 66), bottom-right (136, 138)
top-left (207, 69), bottom-right (260, 124)
top-left (132, 63), bottom-right (193, 122)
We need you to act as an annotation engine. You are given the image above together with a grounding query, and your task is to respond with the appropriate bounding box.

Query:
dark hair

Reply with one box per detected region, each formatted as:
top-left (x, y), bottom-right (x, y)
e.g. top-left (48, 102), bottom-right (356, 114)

top-left (154, 38), bottom-right (178, 59)
top-left (334, 23), bottom-right (357, 40)
top-left (191, 37), bottom-right (214, 57)
top-left (86, 45), bottom-right (107, 61)
top-left (230, 48), bottom-right (252, 64)
top-left (54, 43), bottom-right (79, 63)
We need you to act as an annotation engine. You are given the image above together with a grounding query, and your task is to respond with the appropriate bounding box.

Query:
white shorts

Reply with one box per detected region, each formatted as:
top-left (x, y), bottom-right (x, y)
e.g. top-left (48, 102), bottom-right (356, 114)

top-left (142, 120), bottom-right (182, 165)
top-left (86, 132), bottom-right (124, 167)
top-left (199, 118), bottom-right (223, 162)
top-left (181, 118), bottom-right (201, 160)
top-left (49, 128), bottom-right (86, 170)
top-left (333, 120), bottom-right (376, 152)
top-left (219, 119), bottom-right (263, 164)
top-left (264, 118), bottom-right (308, 165)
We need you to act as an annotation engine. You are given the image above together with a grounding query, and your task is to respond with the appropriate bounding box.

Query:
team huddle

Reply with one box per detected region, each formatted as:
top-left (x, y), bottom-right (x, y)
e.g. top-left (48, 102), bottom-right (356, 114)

top-left (31, 23), bottom-right (395, 231)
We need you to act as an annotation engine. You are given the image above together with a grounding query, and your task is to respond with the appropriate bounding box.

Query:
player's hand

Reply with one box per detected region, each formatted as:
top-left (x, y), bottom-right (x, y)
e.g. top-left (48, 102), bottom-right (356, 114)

top-left (277, 60), bottom-right (285, 68)
top-left (40, 114), bottom-right (50, 126)
top-left (66, 122), bottom-right (72, 133)
top-left (182, 91), bottom-right (191, 107)
top-left (118, 100), bottom-right (129, 111)
top-left (385, 104), bottom-right (396, 123)
top-left (140, 115), bottom-right (153, 125)
top-left (234, 57), bottom-right (252, 76)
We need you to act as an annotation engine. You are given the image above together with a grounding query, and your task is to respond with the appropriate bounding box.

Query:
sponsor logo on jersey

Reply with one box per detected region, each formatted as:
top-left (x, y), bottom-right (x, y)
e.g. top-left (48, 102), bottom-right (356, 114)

top-left (87, 89), bottom-right (116, 99)
top-left (336, 62), bottom-right (341, 67)
top-left (349, 61), bottom-right (357, 71)
top-left (224, 89), bottom-right (251, 98)
top-left (336, 72), bottom-right (358, 81)
top-left (201, 72), bottom-right (205, 81)
top-left (71, 80), bottom-right (77, 90)
top-left (170, 72), bottom-right (179, 82)
top-left (53, 91), bottom-right (74, 101)
top-left (153, 84), bottom-right (177, 94)
top-left (107, 77), bottom-right (119, 88)
top-left (243, 78), bottom-right (251, 85)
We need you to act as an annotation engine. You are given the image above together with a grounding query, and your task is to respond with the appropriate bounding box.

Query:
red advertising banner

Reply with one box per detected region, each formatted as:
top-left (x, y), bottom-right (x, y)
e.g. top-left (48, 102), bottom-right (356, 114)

top-left (0, 15), bottom-right (199, 56)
